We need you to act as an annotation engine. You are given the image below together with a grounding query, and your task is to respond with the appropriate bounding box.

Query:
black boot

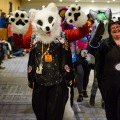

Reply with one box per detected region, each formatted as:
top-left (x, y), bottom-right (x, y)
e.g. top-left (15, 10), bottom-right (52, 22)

top-left (77, 94), bottom-right (83, 102)
top-left (101, 100), bottom-right (105, 109)
top-left (83, 90), bottom-right (88, 98)
top-left (89, 95), bottom-right (95, 106)
top-left (0, 62), bottom-right (5, 69)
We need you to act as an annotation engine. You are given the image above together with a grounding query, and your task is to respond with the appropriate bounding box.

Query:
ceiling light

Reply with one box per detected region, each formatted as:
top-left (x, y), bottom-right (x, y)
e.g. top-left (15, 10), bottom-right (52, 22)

top-left (113, 0), bottom-right (115, 1)
top-left (75, 0), bottom-right (78, 2)
top-left (28, 0), bottom-right (31, 1)
top-left (75, 0), bottom-right (81, 2)
top-left (91, 0), bottom-right (95, 2)
top-left (59, 0), bottom-right (62, 2)
top-left (42, 5), bottom-right (45, 9)
top-left (107, 1), bottom-right (110, 3)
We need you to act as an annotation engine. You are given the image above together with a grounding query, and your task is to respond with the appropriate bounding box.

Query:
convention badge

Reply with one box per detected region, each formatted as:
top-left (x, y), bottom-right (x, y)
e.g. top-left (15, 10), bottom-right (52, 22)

top-left (115, 63), bottom-right (120, 71)
top-left (45, 55), bottom-right (52, 62)
top-left (36, 64), bottom-right (43, 74)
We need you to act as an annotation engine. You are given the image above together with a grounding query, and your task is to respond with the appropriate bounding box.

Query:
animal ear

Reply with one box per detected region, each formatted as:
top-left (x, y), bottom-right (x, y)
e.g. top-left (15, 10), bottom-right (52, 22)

top-left (104, 8), bottom-right (112, 20)
top-left (29, 9), bottom-right (38, 22)
top-left (9, 12), bottom-right (13, 16)
top-left (46, 2), bottom-right (58, 13)
top-left (89, 9), bottom-right (98, 20)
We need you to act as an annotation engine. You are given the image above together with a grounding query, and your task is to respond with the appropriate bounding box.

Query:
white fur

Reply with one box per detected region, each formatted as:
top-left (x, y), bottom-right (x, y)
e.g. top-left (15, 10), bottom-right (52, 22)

top-left (29, 9), bottom-right (39, 22)
top-left (12, 22), bottom-right (30, 35)
top-left (85, 53), bottom-right (95, 64)
top-left (112, 15), bottom-right (120, 22)
top-left (10, 10), bottom-right (30, 35)
top-left (63, 87), bottom-right (74, 120)
top-left (29, 3), bottom-right (62, 44)
top-left (65, 4), bottom-right (87, 27)
top-left (102, 20), bottom-right (109, 39)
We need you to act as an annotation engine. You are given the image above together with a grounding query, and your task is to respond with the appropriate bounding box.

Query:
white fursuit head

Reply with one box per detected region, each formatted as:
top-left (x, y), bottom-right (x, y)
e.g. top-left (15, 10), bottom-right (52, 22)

top-left (29, 3), bottom-right (62, 44)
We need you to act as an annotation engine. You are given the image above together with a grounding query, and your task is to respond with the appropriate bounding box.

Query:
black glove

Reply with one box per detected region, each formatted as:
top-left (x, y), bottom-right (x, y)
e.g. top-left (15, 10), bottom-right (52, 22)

top-left (28, 70), bottom-right (34, 89)
top-left (64, 72), bottom-right (74, 87)
top-left (87, 22), bottom-right (105, 56)
top-left (28, 81), bottom-right (34, 89)
top-left (66, 79), bottom-right (73, 87)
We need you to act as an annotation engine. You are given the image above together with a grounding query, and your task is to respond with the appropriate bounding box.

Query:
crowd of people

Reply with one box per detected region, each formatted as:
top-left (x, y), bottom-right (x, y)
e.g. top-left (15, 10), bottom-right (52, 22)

top-left (0, 12), bottom-right (26, 69)
top-left (0, 5), bottom-right (120, 120)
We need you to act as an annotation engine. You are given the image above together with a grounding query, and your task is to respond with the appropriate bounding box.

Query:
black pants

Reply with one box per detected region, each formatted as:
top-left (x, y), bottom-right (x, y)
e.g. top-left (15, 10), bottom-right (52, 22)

top-left (101, 85), bottom-right (120, 120)
top-left (32, 81), bottom-right (68, 120)
top-left (70, 85), bottom-right (74, 106)
top-left (82, 61), bottom-right (91, 91)
top-left (0, 43), bottom-right (4, 64)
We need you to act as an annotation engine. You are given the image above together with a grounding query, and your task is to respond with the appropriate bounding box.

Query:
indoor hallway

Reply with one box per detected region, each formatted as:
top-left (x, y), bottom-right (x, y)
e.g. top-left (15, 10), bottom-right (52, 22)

top-left (0, 53), bottom-right (107, 120)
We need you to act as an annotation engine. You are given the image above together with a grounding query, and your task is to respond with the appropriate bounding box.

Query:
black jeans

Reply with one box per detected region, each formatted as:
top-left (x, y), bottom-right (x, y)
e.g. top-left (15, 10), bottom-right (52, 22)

top-left (32, 81), bottom-right (68, 120)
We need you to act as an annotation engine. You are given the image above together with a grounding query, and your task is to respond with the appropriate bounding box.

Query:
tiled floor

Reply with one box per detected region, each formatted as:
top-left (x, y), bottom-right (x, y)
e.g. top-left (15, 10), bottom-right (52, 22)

top-left (0, 54), bottom-right (107, 120)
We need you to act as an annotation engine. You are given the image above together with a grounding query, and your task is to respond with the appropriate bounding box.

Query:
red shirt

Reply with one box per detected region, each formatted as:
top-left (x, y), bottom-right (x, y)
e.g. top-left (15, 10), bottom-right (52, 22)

top-left (13, 23), bottom-right (89, 49)
top-left (8, 24), bottom-right (13, 37)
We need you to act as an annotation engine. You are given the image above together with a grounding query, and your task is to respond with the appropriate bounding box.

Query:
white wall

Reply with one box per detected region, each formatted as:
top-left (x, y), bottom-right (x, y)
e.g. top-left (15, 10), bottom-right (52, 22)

top-left (80, 3), bottom-right (120, 15)
top-left (21, 2), bottom-right (120, 16)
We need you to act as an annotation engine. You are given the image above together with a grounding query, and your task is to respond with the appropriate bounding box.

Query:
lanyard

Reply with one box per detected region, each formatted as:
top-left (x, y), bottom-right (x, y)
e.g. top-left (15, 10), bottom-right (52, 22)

top-left (41, 43), bottom-right (50, 59)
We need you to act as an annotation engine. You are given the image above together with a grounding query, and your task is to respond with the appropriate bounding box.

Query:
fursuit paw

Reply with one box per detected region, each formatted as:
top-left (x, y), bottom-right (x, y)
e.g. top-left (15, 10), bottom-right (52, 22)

top-left (81, 49), bottom-right (88, 57)
top-left (65, 4), bottom-right (88, 27)
top-left (85, 53), bottom-right (95, 64)
top-left (9, 10), bottom-right (30, 35)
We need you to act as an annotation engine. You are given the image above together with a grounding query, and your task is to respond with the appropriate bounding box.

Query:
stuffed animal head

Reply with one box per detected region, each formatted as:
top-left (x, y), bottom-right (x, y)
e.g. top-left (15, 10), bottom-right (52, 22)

top-left (89, 8), bottom-right (112, 39)
top-left (65, 4), bottom-right (88, 27)
top-left (89, 8), bottom-right (112, 25)
top-left (29, 3), bottom-right (62, 44)
top-left (9, 10), bottom-right (30, 35)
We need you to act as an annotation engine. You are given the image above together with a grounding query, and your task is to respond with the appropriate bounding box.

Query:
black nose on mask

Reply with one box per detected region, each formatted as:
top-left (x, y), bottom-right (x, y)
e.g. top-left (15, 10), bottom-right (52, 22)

top-left (46, 26), bottom-right (50, 31)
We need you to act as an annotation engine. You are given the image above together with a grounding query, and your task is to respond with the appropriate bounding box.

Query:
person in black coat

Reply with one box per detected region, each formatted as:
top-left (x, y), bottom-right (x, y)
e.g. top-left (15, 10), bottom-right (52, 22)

top-left (95, 20), bottom-right (120, 120)
top-left (0, 42), bottom-right (5, 69)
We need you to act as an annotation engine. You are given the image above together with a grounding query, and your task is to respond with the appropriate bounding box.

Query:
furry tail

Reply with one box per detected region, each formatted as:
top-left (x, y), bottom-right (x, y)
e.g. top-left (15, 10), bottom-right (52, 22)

top-left (63, 87), bottom-right (74, 120)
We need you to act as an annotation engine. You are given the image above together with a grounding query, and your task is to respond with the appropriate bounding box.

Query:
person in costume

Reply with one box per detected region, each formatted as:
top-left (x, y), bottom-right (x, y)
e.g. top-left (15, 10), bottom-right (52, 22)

top-left (59, 8), bottom-right (93, 103)
top-left (0, 12), bottom-right (8, 41)
top-left (0, 41), bottom-right (5, 69)
top-left (96, 19), bottom-right (120, 120)
top-left (82, 8), bottom-right (112, 106)
top-left (81, 9), bottom-right (111, 106)
top-left (9, 3), bottom-right (89, 120)
top-left (59, 7), bottom-right (75, 106)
